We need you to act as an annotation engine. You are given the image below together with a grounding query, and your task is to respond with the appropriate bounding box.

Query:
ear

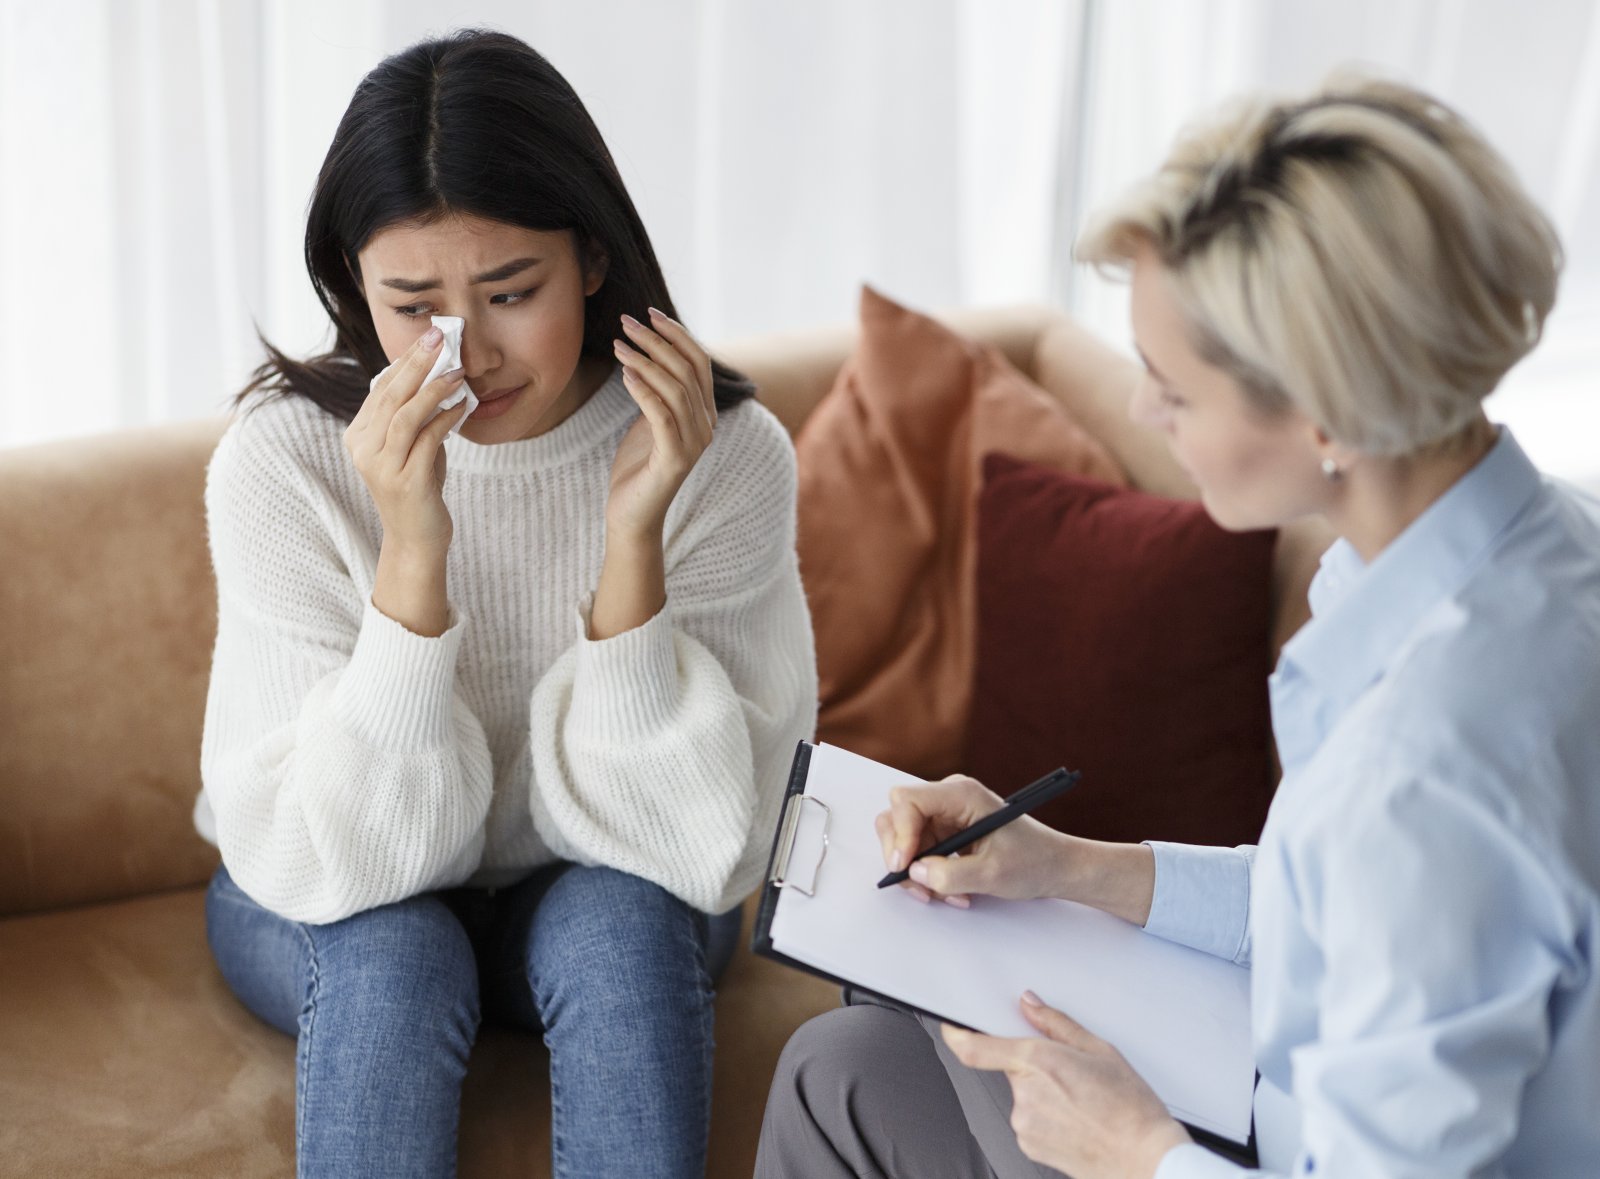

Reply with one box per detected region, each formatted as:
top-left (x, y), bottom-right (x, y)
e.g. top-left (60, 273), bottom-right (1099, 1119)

top-left (1309, 422), bottom-right (1360, 474)
top-left (581, 239), bottom-right (609, 298)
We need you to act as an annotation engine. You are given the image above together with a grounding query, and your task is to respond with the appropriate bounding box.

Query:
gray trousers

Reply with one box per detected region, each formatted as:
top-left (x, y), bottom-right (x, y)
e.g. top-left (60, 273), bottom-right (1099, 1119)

top-left (755, 990), bottom-right (1069, 1179)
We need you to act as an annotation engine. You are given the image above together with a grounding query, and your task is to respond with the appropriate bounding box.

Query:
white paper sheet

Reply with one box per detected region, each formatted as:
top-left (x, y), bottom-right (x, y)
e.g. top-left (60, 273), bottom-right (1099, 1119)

top-left (767, 742), bottom-right (1256, 1145)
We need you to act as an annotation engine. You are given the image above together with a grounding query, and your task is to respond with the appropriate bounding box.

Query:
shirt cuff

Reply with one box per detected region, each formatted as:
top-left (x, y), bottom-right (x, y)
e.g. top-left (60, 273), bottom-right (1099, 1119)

top-left (331, 600), bottom-right (466, 751)
top-left (1142, 841), bottom-right (1254, 964)
top-left (1155, 1142), bottom-right (1252, 1178)
top-left (569, 593), bottom-right (680, 742)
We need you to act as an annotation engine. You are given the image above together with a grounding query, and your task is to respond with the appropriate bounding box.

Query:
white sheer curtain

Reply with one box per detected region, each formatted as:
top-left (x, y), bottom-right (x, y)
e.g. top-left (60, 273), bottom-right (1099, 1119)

top-left (0, 0), bottom-right (268, 446)
top-left (0, 0), bottom-right (1077, 447)
top-left (1064, 0), bottom-right (1600, 487)
top-left (1, 0), bottom-right (1595, 484)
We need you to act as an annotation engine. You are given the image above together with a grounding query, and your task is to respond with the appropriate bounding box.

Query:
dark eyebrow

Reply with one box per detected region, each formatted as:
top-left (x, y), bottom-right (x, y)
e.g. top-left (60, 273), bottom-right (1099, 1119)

top-left (378, 256), bottom-right (544, 294)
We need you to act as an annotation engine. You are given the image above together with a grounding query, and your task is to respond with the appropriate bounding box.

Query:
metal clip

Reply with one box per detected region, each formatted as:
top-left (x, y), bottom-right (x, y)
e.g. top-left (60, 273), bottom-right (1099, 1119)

top-left (769, 793), bottom-right (831, 897)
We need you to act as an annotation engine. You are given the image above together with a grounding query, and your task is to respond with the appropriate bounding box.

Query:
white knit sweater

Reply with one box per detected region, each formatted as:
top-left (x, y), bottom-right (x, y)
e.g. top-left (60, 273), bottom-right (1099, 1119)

top-left (196, 365), bottom-right (818, 924)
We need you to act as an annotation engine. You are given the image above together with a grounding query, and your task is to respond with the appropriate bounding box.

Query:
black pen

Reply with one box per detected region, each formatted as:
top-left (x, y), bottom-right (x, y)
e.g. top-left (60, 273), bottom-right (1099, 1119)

top-left (876, 767), bottom-right (1082, 889)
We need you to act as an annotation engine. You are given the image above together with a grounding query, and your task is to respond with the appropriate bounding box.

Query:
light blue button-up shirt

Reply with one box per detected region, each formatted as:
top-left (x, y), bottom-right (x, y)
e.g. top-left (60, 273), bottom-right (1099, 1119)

top-left (1147, 430), bottom-right (1600, 1178)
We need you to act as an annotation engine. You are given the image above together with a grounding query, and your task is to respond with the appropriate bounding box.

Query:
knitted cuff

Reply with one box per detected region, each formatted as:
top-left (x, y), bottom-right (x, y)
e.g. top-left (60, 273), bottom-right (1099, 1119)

top-left (331, 600), bottom-right (466, 751)
top-left (569, 594), bottom-right (680, 742)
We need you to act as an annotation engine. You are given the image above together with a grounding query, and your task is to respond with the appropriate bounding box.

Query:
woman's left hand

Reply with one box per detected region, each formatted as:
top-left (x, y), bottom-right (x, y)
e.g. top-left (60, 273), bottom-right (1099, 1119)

top-left (608, 308), bottom-right (717, 540)
top-left (941, 994), bottom-right (1192, 1179)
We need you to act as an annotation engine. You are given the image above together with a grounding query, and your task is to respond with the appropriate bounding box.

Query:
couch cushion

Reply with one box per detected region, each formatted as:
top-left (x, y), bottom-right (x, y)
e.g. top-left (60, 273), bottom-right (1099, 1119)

top-left (0, 420), bottom-right (228, 916)
top-left (795, 287), bottom-right (1125, 779)
top-left (966, 455), bottom-right (1278, 844)
top-left (0, 889), bottom-right (298, 1176)
top-left (0, 888), bottom-right (835, 1177)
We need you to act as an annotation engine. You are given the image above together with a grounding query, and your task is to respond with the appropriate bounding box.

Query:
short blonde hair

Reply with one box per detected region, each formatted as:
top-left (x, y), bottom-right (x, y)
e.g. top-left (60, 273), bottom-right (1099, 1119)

top-left (1076, 73), bottom-right (1563, 455)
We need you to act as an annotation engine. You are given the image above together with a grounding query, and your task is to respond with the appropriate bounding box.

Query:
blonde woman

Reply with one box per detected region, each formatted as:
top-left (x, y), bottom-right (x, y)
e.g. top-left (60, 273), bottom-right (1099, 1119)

top-left (756, 76), bottom-right (1598, 1178)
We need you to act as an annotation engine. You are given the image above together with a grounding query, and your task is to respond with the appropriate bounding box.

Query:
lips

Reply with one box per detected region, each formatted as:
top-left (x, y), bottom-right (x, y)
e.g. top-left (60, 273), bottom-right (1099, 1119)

top-left (468, 381), bottom-right (527, 421)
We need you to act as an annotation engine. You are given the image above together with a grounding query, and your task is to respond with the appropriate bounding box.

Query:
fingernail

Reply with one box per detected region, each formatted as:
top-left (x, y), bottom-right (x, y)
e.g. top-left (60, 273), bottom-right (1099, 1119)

top-left (1021, 989), bottom-right (1042, 1007)
top-left (889, 848), bottom-right (905, 873)
top-left (443, 366), bottom-right (464, 381)
top-left (944, 895), bottom-right (970, 909)
top-left (647, 306), bottom-right (666, 321)
top-left (908, 862), bottom-right (929, 885)
top-left (621, 313), bottom-right (643, 331)
top-left (422, 326), bottom-right (443, 347)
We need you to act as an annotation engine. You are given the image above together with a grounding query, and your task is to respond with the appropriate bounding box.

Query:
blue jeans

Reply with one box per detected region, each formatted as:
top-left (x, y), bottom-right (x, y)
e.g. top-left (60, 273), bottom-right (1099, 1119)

top-left (205, 860), bottom-right (741, 1178)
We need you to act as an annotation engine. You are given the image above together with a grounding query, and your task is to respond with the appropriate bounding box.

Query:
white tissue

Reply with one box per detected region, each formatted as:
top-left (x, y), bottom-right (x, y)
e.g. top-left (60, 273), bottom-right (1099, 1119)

top-left (367, 315), bottom-right (480, 434)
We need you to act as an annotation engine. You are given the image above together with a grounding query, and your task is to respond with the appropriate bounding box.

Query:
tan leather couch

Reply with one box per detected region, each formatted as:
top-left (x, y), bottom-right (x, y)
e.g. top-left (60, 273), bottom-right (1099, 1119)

top-left (0, 306), bottom-right (1331, 1176)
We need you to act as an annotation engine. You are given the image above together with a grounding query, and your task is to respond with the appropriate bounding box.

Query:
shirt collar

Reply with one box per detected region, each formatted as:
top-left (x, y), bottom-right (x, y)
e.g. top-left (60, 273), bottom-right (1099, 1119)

top-left (1276, 427), bottom-right (1543, 734)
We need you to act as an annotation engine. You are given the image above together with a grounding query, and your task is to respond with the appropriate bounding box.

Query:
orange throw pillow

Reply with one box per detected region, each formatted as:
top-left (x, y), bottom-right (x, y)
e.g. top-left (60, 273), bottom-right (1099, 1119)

top-left (795, 286), bottom-right (1126, 777)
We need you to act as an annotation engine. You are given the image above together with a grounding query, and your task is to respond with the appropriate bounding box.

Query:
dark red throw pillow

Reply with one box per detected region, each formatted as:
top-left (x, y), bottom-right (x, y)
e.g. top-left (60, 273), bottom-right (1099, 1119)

top-left (967, 453), bottom-right (1278, 846)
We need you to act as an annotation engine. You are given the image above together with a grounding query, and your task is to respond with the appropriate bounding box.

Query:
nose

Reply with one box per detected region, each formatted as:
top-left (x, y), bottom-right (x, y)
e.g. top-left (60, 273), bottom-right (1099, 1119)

top-left (457, 323), bottom-right (497, 381)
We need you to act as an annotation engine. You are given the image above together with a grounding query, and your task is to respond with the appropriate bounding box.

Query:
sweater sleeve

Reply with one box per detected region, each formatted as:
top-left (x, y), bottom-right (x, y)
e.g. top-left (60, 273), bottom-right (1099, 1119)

top-left (526, 405), bottom-right (819, 913)
top-left (199, 415), bottom-right (495, 924)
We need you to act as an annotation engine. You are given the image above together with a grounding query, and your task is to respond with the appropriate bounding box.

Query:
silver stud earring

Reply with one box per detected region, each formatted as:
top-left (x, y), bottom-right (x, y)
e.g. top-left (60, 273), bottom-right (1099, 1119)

top-left (1321, 457), bottom-right (1342, 481)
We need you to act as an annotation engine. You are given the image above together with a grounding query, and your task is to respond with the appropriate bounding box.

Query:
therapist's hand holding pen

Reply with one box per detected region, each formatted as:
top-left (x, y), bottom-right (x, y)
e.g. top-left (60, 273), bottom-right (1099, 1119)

top-left (873, 774), bottom-right (1158, 921)
top-left (875, 776), bottom-right (1192, 1179)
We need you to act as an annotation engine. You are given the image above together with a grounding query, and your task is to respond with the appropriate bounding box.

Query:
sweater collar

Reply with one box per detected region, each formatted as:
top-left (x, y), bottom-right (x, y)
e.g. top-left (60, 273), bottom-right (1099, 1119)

top-left (443, 363), bottom-right (634, 474)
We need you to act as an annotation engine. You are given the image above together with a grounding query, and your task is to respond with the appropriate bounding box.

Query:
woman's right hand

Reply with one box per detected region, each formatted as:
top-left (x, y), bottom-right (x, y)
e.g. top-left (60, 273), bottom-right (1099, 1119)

top-left (343, 325), bottom-right (469, 554)
top-left (875, 776), bottom-right (1074, 908)
top-left (345, 326), bottom-right (470, 637)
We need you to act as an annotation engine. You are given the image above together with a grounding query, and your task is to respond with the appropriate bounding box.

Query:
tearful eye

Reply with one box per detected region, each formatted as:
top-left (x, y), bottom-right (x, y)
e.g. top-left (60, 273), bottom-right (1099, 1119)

top-left (492, 287), bottom-right (538, 306)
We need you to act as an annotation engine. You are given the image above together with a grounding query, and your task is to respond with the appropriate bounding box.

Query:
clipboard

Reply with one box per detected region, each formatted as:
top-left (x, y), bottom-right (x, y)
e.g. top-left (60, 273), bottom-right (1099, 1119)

top-left (753, 740), bottom-right (1260, 1167)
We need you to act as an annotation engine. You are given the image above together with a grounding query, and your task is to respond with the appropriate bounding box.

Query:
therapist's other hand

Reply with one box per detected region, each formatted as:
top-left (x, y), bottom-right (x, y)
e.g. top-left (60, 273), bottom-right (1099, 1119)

top-left (942, 993), bottom-right (1190, 1179)
top-left (874, 775), bottom-right (1069, 907)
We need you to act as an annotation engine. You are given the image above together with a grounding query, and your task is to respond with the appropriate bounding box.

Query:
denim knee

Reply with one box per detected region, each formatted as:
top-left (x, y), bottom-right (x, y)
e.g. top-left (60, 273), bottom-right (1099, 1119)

top-left (207, 860), bottom-right (482, 1045)
top-left (509, 865), bottom-right (717, 1178)
top-left (537, 865), bottom-right (704, 958)
top-left (292, 897), bottom-right (480, 1179)
top-left (521, 865), bottom-right (713, 1021)
top-left (303, 892), bottom-right (482, 1034)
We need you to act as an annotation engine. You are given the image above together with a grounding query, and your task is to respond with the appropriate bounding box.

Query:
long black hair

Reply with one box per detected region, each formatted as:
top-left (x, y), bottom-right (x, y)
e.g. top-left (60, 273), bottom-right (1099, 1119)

top-left (237, 29), bottom-right (755, 419)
